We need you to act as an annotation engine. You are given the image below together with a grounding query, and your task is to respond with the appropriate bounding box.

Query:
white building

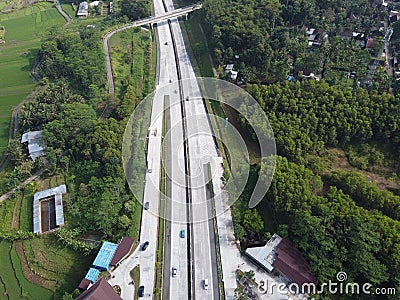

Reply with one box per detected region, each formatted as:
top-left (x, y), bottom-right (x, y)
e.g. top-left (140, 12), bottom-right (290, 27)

top-left (21, 130), bottom-right (45, 161)
top-left (77, 1), bottom-right (89, 17)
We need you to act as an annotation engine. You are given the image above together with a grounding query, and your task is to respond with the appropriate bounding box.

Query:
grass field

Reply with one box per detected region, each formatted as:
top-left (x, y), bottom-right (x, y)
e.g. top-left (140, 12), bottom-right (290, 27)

top-left (109, 27), bottom-right (156, 99)
top-left (182, 13), bottom-right (214, 77)
top-left (0, 194), bottom-right (16, 231)
top-left (60, 3), bottom-right (75, 19)
top-left (0, 2), bottom-right (65, 158)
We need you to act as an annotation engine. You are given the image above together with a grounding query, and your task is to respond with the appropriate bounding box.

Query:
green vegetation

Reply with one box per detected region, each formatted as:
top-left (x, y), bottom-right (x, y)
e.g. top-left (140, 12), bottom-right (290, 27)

top-left (0, 240), bottom-right (53, 300)
top-left (182, 12), bottom-right (214, 77)
top-left (10, 242), bottom-right (54, 300)
top-left (0, 2), bottom-right (65, 158)
top-left (109, 26), bottom-right (156, 118)
top-left (202, 0), bottom-right (391, 91)
top-left (228, 80), bottom-right (400, 297)
top-left (60, 3), bottom-right (76, 19)
top-left (113, 0), bottom-right (151, 21)
top-left (22, 235), bottom-right (93, 297)
top-left (130, 265), bottom-right (140, 300)
top-left (0, 195), bottom-right (16, 231)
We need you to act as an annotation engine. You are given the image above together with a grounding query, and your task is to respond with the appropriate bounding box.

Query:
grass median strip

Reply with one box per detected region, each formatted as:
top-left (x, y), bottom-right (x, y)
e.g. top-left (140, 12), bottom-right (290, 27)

top-left (130, 265), bottom-right (140, 300)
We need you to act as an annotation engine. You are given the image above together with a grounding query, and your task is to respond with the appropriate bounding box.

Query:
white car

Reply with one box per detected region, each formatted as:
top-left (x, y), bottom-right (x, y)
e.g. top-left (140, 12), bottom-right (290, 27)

top-left (203, 279), bottom-right (209, 290)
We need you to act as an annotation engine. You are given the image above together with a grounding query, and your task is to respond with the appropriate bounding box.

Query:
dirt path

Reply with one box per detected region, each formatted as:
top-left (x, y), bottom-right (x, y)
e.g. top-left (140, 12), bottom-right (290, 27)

top-left (0, 166), bottom-right (47, 203)
top-left (10, 192), bottom-right (22, 230)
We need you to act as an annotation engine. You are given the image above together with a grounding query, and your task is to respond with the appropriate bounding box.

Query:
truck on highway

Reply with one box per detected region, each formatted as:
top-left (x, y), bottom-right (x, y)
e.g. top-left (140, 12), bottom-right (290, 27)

top-left (147, 159), bottom-right (152, 173)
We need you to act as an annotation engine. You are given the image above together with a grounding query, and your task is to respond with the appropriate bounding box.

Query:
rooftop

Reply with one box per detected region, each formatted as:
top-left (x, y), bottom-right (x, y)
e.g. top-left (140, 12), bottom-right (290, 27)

top-left (245, 234), bottom-right (282, 272)
top-left (110, 237), bottom-right (135, 266)
top-left (85, 268), bottom-right (100, 283)
top-left (273, 238), bottom-right (317, 286)
top-left (245, 234), bottom-right (316, 287)
top-left (76, 278), bottom-right (121, 300)
top-left (21, 130), bottom-right (45, 161)
top-left (92, 242), bottom-right (118, 270)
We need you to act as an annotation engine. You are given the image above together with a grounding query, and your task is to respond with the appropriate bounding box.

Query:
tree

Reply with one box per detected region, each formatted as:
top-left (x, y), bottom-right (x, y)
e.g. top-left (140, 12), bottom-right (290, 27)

top-left (243, 209), bottom-right (264, 234)
top-left (118, 0), bottom-right (150, 20)
top-left (119, 215), bottom-right (131, 229)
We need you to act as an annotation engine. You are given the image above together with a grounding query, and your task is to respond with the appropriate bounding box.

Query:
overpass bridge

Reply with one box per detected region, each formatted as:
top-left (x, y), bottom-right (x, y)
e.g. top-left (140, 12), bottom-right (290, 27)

top-left (102, 4), bottom-right (203, 101)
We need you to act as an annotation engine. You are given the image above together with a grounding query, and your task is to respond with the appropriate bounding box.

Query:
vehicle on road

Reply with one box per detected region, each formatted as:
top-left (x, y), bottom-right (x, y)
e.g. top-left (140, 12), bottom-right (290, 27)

top-left (144, 202), bottom-right (149, 210)
top-left (141, 241), bottom-right (149, 251)
top-left (164, 42), bottom-right (168, 45)
top-left (172, 267), bottom-right (177, 277)
top-left (138, 285), bottom-right (145, 297)
top-left (147, 159), bottom-right (153, 173)
top-left (180, 229), bottom-right (185, 238)
top-left (203, 279), bottom-right (209, 290)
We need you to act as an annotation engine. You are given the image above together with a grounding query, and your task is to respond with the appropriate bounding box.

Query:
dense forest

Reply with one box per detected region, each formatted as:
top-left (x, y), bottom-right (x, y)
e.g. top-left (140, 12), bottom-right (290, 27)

top-left (231, 80), bottom-right (400, 298)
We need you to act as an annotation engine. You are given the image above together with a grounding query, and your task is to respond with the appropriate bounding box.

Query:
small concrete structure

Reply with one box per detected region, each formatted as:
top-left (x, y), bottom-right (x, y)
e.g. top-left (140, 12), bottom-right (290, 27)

top-left (77, 1), bottom-right (89, 17)
top-left (21, 130), bottom-right (45, 161)
top-left (229, 70), bottom-right (238, 80)
top-left (33, 184), bottom-right (66, 234)
top-left (225, 64), bottom-right (234, 73)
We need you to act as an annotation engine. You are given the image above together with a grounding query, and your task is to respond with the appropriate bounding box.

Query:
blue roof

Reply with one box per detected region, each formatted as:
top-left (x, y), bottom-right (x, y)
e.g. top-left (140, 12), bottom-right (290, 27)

top-left (92, 242), bottom-right (118, 270)
top-left (85, 268), bottom-right (100, 283)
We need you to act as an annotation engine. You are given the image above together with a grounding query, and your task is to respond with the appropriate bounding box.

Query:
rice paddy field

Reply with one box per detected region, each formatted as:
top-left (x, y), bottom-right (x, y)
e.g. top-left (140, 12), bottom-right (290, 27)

top-left (0, 240), bottom-right (54, 300)
top-left (0, 181), bottom-right (93, 299)
top-left (0, 2), bottom-right (65, 158)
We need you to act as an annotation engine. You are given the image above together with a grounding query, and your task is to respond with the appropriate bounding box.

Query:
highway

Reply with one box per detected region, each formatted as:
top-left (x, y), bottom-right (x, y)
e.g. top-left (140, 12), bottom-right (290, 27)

top-left (106, 0), bottom-right (221, 298)
top-left (156, 0), bottom-right (221, 298)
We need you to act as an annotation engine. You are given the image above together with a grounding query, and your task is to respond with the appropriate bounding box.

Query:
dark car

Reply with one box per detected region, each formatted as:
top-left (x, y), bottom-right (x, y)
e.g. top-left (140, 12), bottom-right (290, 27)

top-left (141, 241), bottom-right (149, 251)
top-left (138, 285), bottom-right (145, 297)
top-left (144, 202), bottom-right (149, 210)
top-left (180, 229), bottom-right (185, 238)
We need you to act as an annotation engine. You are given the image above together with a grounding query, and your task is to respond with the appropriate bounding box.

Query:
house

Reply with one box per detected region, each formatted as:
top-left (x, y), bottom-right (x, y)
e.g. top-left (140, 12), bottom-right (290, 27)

top-left (390, 10), bottom-right (400, 22)
top-left (21, 130), bottom-right (45, 161)
top-left (229, 70), bottom-right (238, 80)
top-left (225, 64), bottom-right (234, 73)
top-left (76, 278), bottom-right (121, 300)
top-left (77, 1), bottom-right (89, 17)
top-left (302, 72), bottom-right (320, 81)
top-left (246, 234), bottom-right (317, 287)
top-left (78, 237), bottom-right (135, 291)
top-left (110, 237), bottom-right (135, 267)
top-left (306, 28), bottom-right (324, 47)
